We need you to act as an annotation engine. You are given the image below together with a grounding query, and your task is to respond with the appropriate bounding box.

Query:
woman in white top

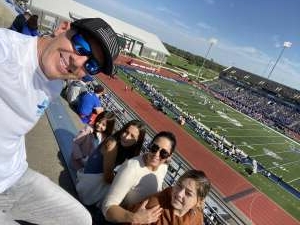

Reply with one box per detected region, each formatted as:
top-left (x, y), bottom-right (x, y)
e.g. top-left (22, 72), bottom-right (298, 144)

top-left (102, 131), bottom-right (177, 224)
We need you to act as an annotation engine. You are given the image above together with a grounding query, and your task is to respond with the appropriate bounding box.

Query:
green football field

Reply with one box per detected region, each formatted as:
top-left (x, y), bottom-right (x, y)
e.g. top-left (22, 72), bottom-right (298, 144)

top-left (127, 70), bottom-right (300, 191)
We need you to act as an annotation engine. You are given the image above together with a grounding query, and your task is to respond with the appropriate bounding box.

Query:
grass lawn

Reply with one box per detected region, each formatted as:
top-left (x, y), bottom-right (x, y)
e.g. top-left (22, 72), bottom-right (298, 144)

top-left (166, 54), bottom-right (219, 80)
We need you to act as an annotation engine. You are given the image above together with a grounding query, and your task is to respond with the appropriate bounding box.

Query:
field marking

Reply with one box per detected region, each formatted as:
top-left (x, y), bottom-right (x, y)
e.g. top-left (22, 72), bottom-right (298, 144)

top-left (197, 115), bottom-right (226, 117)
top-left (237, 142), bottom-right (286, 147)
top-left (201, 120), bottom-right (243, 124)
top-left (267, 159), bottom-right (300, 170)
top-left (200, 118), bottom-right (262, 127)
top-left (221, 127), bottom-right (268, 131)
top-left (252, 150), bottom-right (295, 158)
top-left (287, 177), bottom-right (300, 184)
top-left (227, 135), bottom-right (280, 138)
top-left (214, 96), bottom-right (300, 146)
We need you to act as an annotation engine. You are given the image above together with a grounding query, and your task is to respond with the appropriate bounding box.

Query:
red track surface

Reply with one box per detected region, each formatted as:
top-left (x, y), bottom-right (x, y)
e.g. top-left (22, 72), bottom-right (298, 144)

top-left (98, 59), bottom-right (299, 225)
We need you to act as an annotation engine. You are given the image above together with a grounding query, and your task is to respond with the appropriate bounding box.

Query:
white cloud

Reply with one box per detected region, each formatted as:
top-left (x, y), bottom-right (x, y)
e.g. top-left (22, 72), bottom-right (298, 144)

top-left (196, 21), bottom-right (215, 31)
top-left (282, 57), bottom-right (300, 69)
top-left (173, 19), bottom-right (190, 30)
top-left (212, 40), bottom-right (300, 89)
top-left (156, 6), bottom-right (179, 17)
top-left (272, 35), bottom-right (281, 48)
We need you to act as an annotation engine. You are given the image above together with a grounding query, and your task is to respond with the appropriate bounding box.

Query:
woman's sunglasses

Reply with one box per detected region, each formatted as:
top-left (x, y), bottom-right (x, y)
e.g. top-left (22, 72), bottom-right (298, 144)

top-left (71, 33), bottom-right (103, 75)
top-left (148, 143), bottom-right (171, 160)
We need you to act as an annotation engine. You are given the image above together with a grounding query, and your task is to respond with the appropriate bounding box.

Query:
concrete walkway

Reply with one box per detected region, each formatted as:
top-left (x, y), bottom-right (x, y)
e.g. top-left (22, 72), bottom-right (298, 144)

top-left (26, 96), bottom-right (84, 197)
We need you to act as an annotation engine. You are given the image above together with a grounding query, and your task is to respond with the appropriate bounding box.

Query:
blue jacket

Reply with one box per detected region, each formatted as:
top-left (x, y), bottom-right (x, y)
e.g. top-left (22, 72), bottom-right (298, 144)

top-left (77, 92), bottom-right (102, 123)
top-left (21, 25), bottom-right (39, 36)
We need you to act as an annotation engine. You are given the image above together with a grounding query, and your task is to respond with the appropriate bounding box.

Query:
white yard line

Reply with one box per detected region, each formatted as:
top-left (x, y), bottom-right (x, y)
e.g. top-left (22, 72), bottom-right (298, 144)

top-left (198, 115), bottom-right (230, 118)
top-left (227, 135), bottom-right (281, 138)
top-left (252, 150), bottom-right (296, 158)
top-left (267, 159), bottom-right (300, 170)
top-left (237, 142), bottom-right (286, 146)
top-left (221, 127), bottom-right (267, 130)
top-left (287, 177), bottom-right (300, 184)
top-left (200, 120), bottom-right (241, 124)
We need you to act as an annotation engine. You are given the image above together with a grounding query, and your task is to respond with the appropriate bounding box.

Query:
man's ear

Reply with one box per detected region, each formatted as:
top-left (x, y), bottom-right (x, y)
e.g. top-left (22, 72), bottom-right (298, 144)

top-left (53, 21), bottom-right (71, 36)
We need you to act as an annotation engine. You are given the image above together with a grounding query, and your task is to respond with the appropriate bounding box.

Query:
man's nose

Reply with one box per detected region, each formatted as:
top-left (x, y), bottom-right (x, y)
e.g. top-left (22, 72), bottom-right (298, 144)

top-left (70, 54), bottom-right (89, 77)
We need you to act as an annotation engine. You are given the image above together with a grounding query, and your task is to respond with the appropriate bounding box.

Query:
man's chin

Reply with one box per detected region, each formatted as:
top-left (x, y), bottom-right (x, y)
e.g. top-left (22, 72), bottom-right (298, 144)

top-left (62, 73), bottom-right (81, 80)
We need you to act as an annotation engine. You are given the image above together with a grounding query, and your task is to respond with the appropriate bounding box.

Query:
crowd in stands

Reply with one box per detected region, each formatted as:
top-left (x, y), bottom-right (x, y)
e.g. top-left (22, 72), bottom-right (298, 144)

top-left (219, 67), bottom-right (300, 106)
top-left (207, 78), bottom-right (300, 136)
top-left (62, 78), bottom-right (216, 225)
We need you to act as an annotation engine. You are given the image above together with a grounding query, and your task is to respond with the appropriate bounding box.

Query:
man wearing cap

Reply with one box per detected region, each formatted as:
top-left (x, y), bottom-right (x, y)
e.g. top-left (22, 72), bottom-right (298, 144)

top-left (0, 18), bottom-right (119, 225)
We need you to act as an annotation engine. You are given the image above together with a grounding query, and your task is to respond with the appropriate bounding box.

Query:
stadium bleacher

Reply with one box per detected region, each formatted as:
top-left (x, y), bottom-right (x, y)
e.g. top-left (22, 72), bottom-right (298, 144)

top-left (220, 67), bottom-right (300, 105)
top-left (208, 67), bottom-right (300, 137)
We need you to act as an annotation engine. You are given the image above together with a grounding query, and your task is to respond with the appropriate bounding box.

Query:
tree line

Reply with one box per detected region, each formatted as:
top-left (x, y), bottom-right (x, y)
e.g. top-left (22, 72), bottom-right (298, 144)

top-left (163, 42), bottom-right (226, 73)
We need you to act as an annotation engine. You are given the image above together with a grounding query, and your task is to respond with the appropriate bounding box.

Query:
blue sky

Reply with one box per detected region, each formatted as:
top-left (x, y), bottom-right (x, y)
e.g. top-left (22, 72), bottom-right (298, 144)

top-left (75, 0), bottom-right (300, 90)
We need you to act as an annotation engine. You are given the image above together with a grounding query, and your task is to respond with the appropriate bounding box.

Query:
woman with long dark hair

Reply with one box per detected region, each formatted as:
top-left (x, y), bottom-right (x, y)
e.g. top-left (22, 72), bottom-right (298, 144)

top-left (76, 120), bottom-right (146, 206)
top-left (102, 131), bottom-right (177, 224)
top-left (71, 110), bottom-right (116, 171)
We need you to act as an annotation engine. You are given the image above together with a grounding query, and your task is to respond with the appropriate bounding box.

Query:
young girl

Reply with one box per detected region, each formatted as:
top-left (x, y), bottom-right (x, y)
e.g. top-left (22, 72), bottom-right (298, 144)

top-left (71, 111), bottom-right (116, 171)
top-left (76, 120), bottom-right (146, 206)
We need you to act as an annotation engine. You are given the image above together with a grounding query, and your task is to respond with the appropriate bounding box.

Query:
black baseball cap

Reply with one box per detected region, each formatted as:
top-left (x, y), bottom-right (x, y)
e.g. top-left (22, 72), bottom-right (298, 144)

top-left (71, 18), bottom-right (120, 75)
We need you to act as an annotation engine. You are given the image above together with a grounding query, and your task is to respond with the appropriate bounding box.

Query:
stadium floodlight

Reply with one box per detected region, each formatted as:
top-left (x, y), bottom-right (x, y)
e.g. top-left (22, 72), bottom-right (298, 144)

top-left (197, 38), bottom-right (218, 80)
top-left (267, 41), bottom-right (292, 79)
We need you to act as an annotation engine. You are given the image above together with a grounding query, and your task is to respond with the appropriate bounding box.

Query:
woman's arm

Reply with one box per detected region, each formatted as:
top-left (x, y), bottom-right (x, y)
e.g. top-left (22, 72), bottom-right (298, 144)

top-left (102, 138), bottom-right (118, 183)
top-left (102, 159), bottom-right (137, 222)
top-left (71, 129), bottom-right (92, 169)
top-left (106, 200), bottom-right (162, 224)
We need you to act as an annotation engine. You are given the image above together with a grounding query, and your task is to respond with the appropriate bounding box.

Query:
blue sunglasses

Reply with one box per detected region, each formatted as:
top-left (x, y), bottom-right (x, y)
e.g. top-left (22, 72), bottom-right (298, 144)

top-left (71, 33), bottom-right (103, 75)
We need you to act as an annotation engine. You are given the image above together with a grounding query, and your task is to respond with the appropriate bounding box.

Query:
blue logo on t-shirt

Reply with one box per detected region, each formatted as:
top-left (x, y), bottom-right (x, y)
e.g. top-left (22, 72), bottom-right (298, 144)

top-left (36, 99), bottom-right (50, 116)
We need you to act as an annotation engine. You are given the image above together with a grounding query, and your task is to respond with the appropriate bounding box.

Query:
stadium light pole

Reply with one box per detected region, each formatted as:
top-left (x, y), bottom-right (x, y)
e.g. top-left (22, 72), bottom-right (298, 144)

top-left (262, 59), bottom-right (273, 76)
top-left (267, 41), bottom-right (292, 79)
top-left (197, 38), bottom-right (218, 80)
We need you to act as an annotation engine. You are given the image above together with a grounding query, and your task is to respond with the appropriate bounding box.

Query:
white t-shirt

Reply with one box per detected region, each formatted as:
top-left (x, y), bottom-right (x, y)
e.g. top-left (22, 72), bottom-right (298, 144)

top-left (0, 29), bottom-right (63, 192)
top-left (102, 154), bottom-right (168, 215)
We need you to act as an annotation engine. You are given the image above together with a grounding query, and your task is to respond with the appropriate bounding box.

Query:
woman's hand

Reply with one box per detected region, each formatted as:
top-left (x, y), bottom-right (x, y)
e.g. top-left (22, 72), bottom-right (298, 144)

top-left (132, 200), bottom-right (162, 224)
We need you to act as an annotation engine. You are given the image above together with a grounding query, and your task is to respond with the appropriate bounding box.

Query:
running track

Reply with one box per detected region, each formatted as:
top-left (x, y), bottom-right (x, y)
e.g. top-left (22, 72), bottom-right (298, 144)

top-left (98, 66), bottom-right (299, 225)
